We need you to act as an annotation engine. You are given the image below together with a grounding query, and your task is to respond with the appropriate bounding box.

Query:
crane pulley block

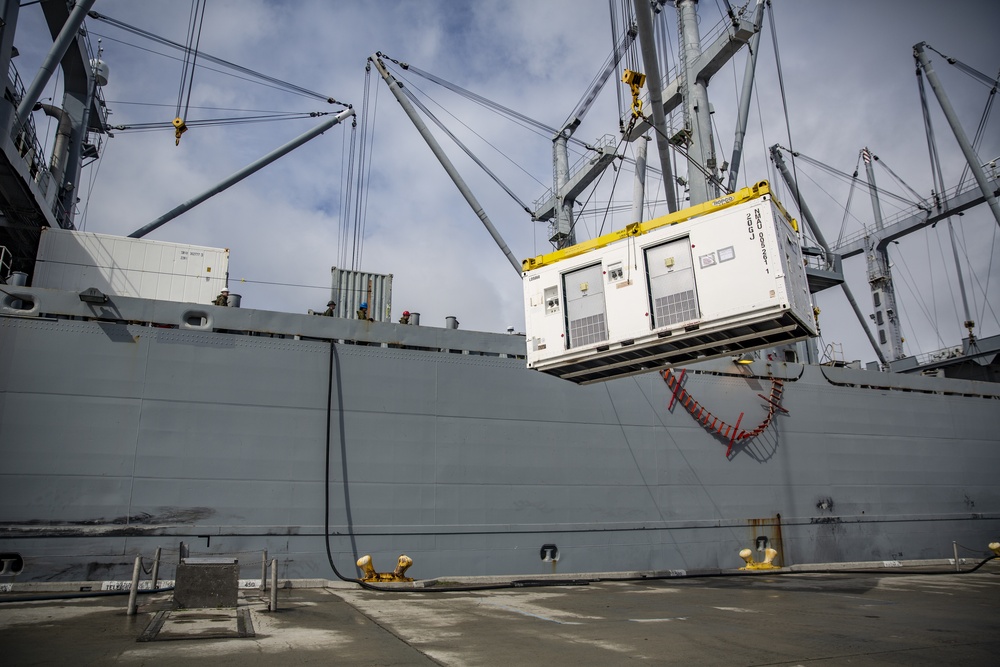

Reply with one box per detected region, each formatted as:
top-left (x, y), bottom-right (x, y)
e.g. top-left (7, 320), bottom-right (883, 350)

top-left (172, 117), bottom-right (188, 146)
top-left (621, 69), bottom-right (646, 88)
top-left (622, 69), bottom-right (646, 118)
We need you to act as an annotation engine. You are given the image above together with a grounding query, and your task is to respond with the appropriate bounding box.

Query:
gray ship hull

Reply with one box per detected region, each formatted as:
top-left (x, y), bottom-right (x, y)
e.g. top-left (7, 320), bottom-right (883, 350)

top-left (2, 287), bottom-right (999, 582)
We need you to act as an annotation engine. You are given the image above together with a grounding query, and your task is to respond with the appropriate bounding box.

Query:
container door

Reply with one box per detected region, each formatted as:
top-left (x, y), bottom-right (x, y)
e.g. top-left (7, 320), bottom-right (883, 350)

top-left (646, 237), bottom-right (700, 329)
top-left (781, 227), bottom-right (811, 323)
top-left (562, 263), bottom-right (608, 349)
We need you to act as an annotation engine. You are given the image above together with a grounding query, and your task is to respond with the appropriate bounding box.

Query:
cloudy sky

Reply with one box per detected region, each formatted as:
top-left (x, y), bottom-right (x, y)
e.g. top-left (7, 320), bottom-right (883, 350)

top-left (16, 0), bottom-right (999, 366)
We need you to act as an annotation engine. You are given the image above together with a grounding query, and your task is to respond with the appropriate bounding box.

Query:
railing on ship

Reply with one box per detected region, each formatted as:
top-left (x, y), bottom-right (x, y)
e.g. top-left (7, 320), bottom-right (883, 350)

top-left (908, 344), bottom-right (965, 368)
top-left (0, 286), bottom-right (527, 360)
top-left (0, 245), bottom-right (11, 282)
top-left (7, 62), bottom-right (52, 192)
top-left (532, 134), bottom-right (618, 209)
top-left (6, 60), bottom-right (77, 230)
top-left (832, 176), bottom-right (996, 252)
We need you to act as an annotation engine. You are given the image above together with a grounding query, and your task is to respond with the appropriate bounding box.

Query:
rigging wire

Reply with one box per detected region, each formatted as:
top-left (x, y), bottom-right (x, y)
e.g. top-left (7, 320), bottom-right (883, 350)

top-left (649, 120), bottom-right (730, 195)
top-left (392, 69), bottom-right (534, 214)
top-left (175, 0), bottom-right (206, 120)
top-left (765, 1), bottom-right (804, 224)
top-left (181, 0), bottom-right (207, 122)
top-left (348, 67), bottom-right (371, 271)
top-left (339, 99), bottom-right (356, 269)
top-left (656, 0), bottom-right (672, 80)
top-left (595, 130), bottom-right (633, 237)
top-left (397, 73), bottom-right (552, 190)
top-left (338, 114), bottom-right (348, 269)
top-left (390, 47), bottom-right (632, 168)
top-left (796, 167), bottom-right (870, 241)
top-left (391, 54), bottom-right (598, 193)
top-left (623, 5), bottom-right (739, 201)
top-left (900, 291), bottom-right (923, 356)
top-left (171, 0), bottom-right (208, 145)
top-left (39, 68), bottom-right (61, 168)
top-left (339, 69), bottom-right (365, 270)
top-left (772, 147), bottom-right (924, 210)
top-left (377, 38), bottom-right (643, 240)
top-left (79, 134), bottom-right (109, 232)
top-left (974, 225), bottom-right (1000, 330)
top-left (105, 100), bottom-right (304, 114)
top-left (867, 153), bottom-right (930, 208)
top-left (725, 10), bottom-right (743, 189)
top-left (610, 0), bottom-right (625, 123)
top-left (620, 0), bottom-right (634, 74)
top-left (654, 0), bottom-right (680, 210)
top-left (356, 72), bottom-right (379, 270)
top-left (394, 64), bottom-right (617, 209)
top-left (711, 112), bottom-right (728, 182)
top-left (915, 56), bottom-right (992, 342)
top-left (110, 111), bottom-right (337, 132)
top-left (954, 221), bottom-right (1000, 333)
top-left (890, 245), bottom-right (939, 351)
top-left (174, 1), bottom-right (196, 120)
top-left (954, 67), bottom-right (998, 191)
top-left (925, 44), bottom-right (999, 89)
top-left (947, 66), bottom-right (998, 337)
top-left (560, 12), bottom-right (636, 132)
top-left (938, 225), bottom-right (965, 334)
top-left (90, 31), bottom-right (337, 103)
top-left (398, 61), bottom-right (566, 142)
top-left (657, 6), bottom-right (682, 212)
top-left (574, 138), bottom-right (632, 240)
top-left (88, 12), bottom-right (347, 105)
top-left (834, 156), bottom-right (862, 248)
top-left (343, 107), bottom-right (357, 271)
top-left (753, 69), bottom-right (771, 193)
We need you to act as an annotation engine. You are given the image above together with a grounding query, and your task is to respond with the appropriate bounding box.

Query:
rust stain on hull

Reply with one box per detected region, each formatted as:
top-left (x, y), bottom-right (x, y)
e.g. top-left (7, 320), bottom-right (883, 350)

top-left (747, 514), bottom-right (784, 567)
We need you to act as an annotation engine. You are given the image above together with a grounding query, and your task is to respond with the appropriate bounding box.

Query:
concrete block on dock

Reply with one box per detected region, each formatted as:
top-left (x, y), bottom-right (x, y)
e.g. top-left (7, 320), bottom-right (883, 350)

top-left (174, 557), bottom-right (239, 608)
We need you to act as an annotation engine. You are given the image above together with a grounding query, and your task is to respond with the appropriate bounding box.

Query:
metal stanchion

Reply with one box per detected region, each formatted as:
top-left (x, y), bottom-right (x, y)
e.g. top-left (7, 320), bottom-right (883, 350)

top-left (150, 547), bottom-right (162, 589)
top-left (953, 541), bottom-right (960, 571)
top-left (269, 559), bottom-right (278, 612)
top-left (260, 550), bottom-right (267, 591)
top-left (126, 556), bottom-right (142, 616)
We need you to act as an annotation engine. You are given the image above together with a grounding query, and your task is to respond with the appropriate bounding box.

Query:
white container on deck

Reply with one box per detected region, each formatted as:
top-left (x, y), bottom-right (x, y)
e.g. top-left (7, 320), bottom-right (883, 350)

top-left (522, 182), bottom-right (816, 384)
top-left (33, 228), bottom-right (228, 304)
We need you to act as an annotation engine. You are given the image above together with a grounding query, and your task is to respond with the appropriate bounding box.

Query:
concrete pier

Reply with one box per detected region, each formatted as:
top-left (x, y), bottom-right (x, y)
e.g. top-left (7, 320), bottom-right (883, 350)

top-left (2, 565), bottom-right (999, 665)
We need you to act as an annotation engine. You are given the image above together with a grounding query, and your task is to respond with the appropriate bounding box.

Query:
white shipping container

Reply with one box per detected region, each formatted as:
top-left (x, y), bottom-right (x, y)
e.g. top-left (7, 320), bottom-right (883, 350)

top-left (33, 228), bottom-right (228, 304)
top-left (523, 186), bottom-right (816, 383)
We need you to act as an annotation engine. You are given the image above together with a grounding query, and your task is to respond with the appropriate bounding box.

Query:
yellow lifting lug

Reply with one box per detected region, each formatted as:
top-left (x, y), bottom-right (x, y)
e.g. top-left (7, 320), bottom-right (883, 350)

top-left (356, 554), bottom-right (414, 582)
top-left (172, 117), bottom-right (188, 146)
top-left (990, 542), bottom-right (1000, 558)
top-left (622, 69), bottom-right (646, 118)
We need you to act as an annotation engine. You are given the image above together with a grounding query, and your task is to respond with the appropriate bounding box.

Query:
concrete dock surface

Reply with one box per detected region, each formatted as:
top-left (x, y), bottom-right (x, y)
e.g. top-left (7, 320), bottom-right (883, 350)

top-left (3, 565), bottom-right (999, 665)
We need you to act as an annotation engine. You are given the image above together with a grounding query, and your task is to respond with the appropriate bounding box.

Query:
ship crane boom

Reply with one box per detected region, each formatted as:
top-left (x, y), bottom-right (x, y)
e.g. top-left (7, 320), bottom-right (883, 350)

top-left (369, 53), bottom-right (522, 275)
